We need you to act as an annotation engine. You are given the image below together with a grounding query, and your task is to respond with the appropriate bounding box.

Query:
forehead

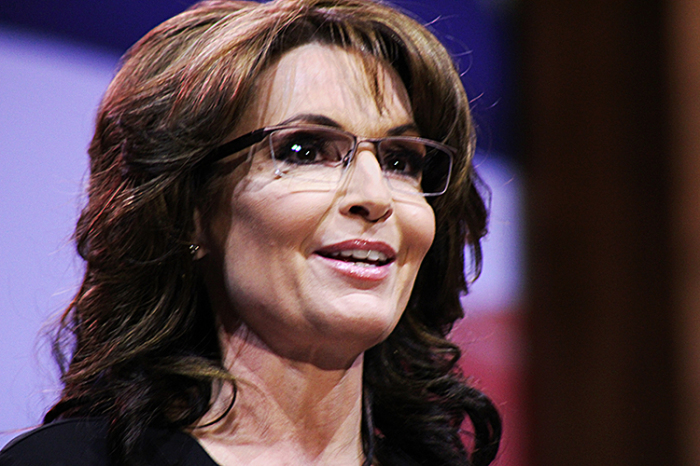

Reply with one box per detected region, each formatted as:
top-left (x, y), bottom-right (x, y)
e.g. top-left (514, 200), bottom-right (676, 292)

top-left (241, 43), bottom-right (414, 136)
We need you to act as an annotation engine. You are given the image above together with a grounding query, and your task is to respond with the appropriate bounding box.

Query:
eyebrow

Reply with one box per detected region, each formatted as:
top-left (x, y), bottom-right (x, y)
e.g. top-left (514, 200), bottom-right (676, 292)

top-left (386, 123), bottom-right (420, 136)
top-left (277, 113), bottom-right (343, 128)
top-left (277, 113), bottom-right (420, 136)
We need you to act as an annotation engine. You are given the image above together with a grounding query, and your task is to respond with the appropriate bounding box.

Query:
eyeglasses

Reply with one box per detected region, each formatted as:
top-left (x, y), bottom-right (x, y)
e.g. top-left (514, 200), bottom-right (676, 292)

top-left (203, 125), bottom-right (455, 196)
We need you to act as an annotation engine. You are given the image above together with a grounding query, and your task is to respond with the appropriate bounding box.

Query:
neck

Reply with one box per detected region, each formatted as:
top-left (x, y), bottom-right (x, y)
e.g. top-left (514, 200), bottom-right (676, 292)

top-left (193, 324), bottom-right (366, 466)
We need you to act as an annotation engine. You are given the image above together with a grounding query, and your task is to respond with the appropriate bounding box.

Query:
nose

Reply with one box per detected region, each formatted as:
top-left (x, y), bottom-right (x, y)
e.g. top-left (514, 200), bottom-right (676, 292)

top-left (337, 145), bottom-right (393, 223)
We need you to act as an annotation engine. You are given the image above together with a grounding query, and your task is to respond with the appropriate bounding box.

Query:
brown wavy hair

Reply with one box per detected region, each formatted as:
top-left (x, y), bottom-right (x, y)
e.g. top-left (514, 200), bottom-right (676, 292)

top-left (45, 0), bottom-right (501, 464)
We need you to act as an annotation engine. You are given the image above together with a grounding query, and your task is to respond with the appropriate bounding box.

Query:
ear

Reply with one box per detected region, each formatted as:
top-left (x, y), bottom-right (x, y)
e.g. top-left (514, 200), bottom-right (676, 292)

top-left (191, 207), bottom-right (209, 260)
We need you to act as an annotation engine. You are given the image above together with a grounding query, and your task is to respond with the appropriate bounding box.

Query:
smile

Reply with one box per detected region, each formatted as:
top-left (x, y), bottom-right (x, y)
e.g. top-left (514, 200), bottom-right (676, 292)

top-left (315, 240), bottom-right (396, 268)
top-left (324, 249), bottom-right (390, 266)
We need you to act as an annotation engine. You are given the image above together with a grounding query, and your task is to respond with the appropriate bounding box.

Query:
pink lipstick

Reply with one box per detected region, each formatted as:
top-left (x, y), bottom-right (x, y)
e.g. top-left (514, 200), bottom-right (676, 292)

top-left (314, 239), bottom-right (396, 281)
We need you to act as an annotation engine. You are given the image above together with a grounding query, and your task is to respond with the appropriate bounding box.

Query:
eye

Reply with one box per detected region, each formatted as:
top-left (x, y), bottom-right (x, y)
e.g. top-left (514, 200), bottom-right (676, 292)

top-left (272, 130), bottom-right (342, 165)
top-left (380, 141), bottom-right (425, 178)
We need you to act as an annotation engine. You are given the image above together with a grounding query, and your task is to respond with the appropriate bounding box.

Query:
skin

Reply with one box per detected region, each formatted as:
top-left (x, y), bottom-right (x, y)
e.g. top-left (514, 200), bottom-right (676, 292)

top-left (194, 44), bottom-right (436, 465)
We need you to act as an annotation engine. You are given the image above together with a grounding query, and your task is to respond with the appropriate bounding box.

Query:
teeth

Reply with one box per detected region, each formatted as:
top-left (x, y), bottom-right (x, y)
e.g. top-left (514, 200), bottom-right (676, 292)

top-left (353, 249), bottom-right (370, 260)
top-left (330, 249), bottom-right (388, 263)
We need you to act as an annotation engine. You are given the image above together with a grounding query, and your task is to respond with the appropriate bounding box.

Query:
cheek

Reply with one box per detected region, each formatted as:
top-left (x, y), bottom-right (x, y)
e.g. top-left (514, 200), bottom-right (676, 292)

top-left (400, 202), bottom-right (436, 264)
top-left (224, 194), bottom-right (293, 281)
top-left (391, 202), bottom-right (435, 315)
top-left (212, 193), bottom-right (303, 325)
top-left (220, 189), bottom-right (330, 291)
top-left (229, 189), bottom-right (328, 250)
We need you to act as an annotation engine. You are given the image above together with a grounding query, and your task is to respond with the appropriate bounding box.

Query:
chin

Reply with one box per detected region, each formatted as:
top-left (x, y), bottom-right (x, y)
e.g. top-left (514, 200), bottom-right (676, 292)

top-left (313, 303), bottom-right (404, 350)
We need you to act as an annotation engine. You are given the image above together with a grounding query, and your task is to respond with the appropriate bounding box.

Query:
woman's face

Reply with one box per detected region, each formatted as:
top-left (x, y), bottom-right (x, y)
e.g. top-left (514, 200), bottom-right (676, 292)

top-left (201, 44), bottom-right (436, 367)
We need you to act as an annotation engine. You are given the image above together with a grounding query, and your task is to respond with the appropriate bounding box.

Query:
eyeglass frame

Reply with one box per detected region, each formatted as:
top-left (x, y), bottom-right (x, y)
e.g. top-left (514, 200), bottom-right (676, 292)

top-left (199, 124), bottom-right (456, 197)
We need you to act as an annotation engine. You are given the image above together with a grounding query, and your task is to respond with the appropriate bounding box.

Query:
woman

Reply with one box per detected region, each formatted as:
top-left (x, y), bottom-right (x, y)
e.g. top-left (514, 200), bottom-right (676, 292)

top-left (0, 0), bottom-right (501, 465)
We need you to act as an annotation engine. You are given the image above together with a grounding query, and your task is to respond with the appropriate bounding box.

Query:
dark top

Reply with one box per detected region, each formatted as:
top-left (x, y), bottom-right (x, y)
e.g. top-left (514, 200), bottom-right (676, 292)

top-left (0, 418), bottom-right (219, 466)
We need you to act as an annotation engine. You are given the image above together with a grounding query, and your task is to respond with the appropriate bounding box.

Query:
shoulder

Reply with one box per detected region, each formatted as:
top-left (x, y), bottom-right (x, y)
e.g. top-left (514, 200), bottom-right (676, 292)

top-left (0, 418), bottom-right (109, 465)
top-left (0, 418), bottom-right (218, 466)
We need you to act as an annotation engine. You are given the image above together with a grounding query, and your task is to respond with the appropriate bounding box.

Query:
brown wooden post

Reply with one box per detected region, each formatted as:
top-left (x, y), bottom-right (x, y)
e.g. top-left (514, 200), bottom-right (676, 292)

top-left (669, 1), bottom-right (700, 464)
top-left (521, 1), bottom-right (681, 464)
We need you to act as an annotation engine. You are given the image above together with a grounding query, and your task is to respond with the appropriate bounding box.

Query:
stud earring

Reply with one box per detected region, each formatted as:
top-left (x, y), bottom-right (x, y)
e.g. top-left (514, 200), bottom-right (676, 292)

top-left (189, 244), bottom-right (200, 256)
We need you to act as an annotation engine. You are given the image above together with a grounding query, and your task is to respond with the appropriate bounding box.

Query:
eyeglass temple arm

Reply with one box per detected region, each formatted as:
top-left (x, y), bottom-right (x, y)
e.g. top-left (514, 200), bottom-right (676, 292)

top-left (197, 127), bottom-right (270, 168)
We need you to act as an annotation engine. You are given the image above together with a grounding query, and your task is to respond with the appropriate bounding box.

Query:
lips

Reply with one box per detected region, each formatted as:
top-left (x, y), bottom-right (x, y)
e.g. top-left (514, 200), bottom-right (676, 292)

top-left (315, 240), bottom-right (396, 267)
